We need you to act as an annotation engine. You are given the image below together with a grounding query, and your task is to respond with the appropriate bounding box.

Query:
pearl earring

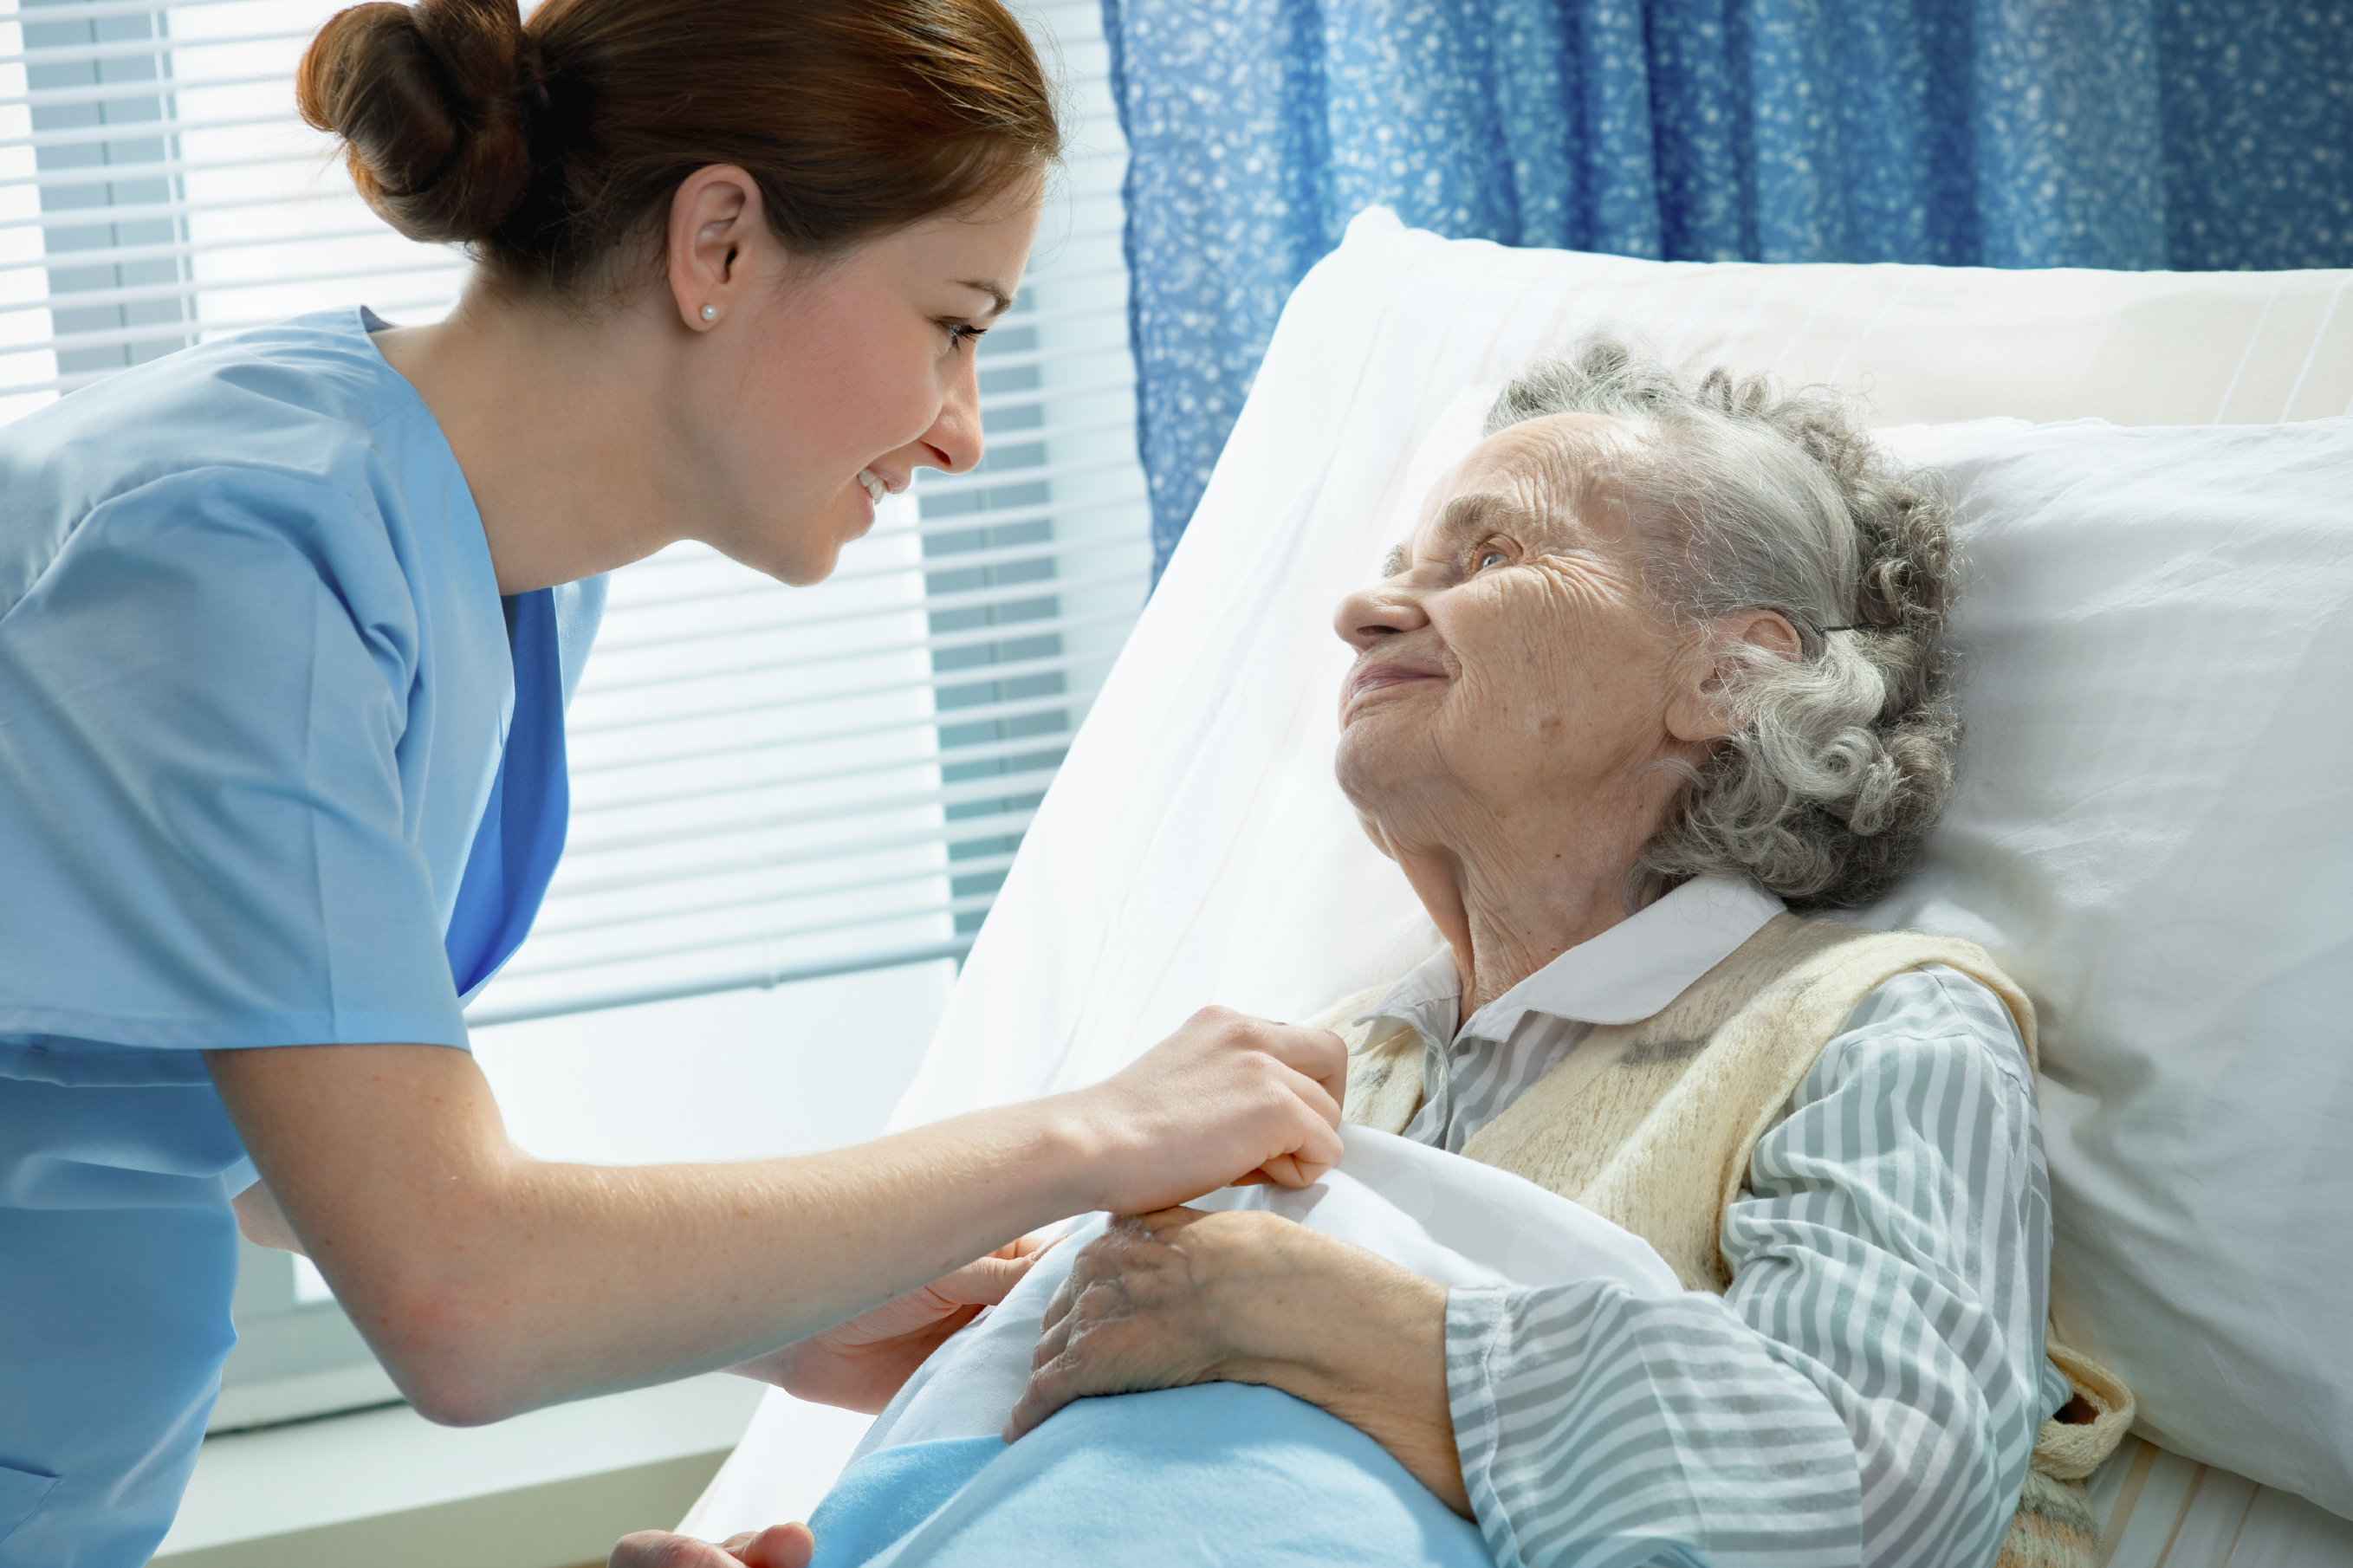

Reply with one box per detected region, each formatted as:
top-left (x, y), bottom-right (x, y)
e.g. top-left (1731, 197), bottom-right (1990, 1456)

top-left (700, 304), bottom-right (716, 322)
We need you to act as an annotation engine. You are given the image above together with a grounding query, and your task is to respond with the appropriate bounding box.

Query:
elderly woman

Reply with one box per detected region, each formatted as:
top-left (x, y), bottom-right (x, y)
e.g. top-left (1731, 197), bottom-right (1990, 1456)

top-left (629, 340), bottom-right (2113, 1568)
top-left (1004, 339), bottom-right (2084, 1567)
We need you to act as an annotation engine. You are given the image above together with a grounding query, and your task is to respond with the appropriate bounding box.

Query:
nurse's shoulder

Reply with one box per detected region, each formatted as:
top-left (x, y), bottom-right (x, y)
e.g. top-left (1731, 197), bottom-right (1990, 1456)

top-left (0, 311), bottom-right (495, 680)
top-left (0, 312), bottom-right (476, 614)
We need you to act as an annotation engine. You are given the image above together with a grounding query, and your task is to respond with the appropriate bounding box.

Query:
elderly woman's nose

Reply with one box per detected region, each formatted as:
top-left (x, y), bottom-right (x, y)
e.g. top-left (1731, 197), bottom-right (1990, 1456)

top-left (1333, 577), bottom-right (1431, 651)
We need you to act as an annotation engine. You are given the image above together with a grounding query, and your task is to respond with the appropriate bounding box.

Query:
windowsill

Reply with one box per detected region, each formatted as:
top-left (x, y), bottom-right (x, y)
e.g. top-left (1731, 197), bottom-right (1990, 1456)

top-left (152, 1374), bottom-right (765, 1568)
top-left (209, 1347), bottom-right (403, 1435)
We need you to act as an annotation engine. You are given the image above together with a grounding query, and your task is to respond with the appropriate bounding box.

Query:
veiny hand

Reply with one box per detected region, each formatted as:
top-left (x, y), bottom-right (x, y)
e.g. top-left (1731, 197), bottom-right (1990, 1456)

top-left (729, 1235), bottom-right (1052, 1413)
top-left (1004, 1205), bottom-right (1470, 1515)
top-left (608, 1521), bottom-right (814, 1568)
top-left (1073, 1007), bottom-right (1349, 1214)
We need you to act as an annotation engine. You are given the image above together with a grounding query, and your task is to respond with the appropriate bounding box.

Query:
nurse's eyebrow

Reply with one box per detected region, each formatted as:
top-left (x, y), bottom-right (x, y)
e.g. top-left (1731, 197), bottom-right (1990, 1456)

top-left (959, 280), bottom-right (1015, 320)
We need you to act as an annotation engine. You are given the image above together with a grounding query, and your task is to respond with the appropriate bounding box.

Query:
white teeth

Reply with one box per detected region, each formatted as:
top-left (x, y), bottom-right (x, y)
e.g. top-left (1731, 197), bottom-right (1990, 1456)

top-left (858, 469), bottom-right (886, 508)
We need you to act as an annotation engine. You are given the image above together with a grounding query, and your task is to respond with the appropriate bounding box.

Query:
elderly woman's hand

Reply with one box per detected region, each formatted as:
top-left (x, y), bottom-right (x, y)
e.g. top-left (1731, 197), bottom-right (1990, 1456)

top-left (1005, 1207), bottom-right (1469, 1515)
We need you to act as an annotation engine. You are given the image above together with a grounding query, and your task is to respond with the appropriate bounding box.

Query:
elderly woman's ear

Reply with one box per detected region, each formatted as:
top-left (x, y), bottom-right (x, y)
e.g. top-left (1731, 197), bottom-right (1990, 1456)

top-left (1663, 610), bottom-right (1804, 745)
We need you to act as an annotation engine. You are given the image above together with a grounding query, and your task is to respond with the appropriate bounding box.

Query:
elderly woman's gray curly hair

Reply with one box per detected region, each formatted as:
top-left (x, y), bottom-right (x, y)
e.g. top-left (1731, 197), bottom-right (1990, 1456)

top-left (1486, 335), bottom-right (1959, 910)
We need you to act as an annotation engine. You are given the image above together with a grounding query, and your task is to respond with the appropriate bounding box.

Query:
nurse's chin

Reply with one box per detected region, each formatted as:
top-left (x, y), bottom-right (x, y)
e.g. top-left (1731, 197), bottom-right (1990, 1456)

top-left (768, 548), bottom-right (849, 588)
top-left (716, 510), bottom-right (860, 586)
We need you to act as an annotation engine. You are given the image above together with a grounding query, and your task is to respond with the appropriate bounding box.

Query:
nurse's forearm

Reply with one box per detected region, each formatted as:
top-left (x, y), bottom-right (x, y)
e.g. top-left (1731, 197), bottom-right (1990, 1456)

top-left (204, 1012), bottom-right (1344, 1427)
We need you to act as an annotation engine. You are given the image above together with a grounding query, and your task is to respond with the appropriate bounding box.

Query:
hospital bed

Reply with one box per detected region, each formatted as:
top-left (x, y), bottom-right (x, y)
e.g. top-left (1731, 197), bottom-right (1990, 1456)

top-left (682, 210), bottom-right (2353, 1565)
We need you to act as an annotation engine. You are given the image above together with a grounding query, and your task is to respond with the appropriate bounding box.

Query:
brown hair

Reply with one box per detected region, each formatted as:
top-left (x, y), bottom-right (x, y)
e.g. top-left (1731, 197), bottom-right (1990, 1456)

top-left (297, 0), bottom-right (1060, 291)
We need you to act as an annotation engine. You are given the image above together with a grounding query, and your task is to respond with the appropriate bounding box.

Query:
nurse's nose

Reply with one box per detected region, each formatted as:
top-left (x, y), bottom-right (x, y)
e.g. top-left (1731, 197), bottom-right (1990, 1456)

top-left (917, 347), bottom-right (984, 475)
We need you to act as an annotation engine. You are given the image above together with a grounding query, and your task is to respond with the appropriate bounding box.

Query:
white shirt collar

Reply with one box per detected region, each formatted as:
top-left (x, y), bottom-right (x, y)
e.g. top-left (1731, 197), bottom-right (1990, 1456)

top-left (1365, 875), bottom-right (1786, 1041)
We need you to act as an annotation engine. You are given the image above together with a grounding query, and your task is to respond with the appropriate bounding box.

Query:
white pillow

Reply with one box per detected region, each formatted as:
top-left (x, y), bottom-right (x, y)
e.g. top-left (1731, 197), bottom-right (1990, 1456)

top-left (1858, 415), bottom-right (2353, 1513)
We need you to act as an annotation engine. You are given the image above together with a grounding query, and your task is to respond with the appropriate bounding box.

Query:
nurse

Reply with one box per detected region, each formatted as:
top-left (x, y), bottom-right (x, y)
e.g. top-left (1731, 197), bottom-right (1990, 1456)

top-left (0, 0), bottom-right (1349, 1563)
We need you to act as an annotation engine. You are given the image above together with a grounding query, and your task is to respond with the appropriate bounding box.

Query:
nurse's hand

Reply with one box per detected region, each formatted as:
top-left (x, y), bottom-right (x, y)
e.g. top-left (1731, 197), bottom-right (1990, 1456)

top-left (608, 1522), bottom-right (813, 1568)
top-left (728, 1234), bottom-right (1053, 1412)
top-left (230, 1176), bottom-right (305, 1254)
top-left (1068, 1007), bottom-right (1348, 1214)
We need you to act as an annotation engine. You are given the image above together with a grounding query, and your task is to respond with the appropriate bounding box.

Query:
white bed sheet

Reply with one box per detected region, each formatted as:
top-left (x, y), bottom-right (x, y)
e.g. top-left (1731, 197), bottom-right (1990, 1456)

top-left (682, 214), bottom-right (2353, 1557)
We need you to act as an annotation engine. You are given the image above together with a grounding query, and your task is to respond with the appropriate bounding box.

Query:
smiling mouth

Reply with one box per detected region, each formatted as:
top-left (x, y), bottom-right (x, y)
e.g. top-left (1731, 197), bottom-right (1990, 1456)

top-left (857, 469), bottom-right (888, 509)
top-left (1345, 663), bottom-right (1442, 709)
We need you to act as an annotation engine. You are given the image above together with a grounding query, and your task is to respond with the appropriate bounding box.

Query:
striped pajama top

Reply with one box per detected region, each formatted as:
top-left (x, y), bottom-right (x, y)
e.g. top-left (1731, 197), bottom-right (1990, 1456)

top-left (1363, 878), bottom-right (2071, 1568)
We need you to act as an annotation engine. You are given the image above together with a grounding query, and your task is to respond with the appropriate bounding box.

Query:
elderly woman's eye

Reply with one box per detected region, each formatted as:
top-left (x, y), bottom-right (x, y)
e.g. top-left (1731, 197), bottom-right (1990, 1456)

top-left (1475, 548), bottom-right (1509, 571)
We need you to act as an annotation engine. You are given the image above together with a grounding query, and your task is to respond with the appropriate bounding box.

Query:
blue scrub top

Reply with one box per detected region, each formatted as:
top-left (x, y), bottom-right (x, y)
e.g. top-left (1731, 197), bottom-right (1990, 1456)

top-left (0, 308), bottom-right (603, 1565)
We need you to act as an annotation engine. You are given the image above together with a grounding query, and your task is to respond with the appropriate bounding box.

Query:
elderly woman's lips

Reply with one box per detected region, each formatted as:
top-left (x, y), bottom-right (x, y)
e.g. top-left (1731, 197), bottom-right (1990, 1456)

top-left (1346, 664), bottom-right (1440, 706)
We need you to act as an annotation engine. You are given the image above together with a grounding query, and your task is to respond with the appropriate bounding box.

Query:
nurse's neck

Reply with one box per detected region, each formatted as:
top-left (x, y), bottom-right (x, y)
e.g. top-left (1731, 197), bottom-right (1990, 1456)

top-left (372, 277), bottom-right (683, 596)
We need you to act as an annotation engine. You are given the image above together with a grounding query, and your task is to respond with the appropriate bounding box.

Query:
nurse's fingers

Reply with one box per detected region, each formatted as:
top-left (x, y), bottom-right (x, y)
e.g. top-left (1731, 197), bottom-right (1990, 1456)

top-left (607, 1522), bottom-right (812, 1568)
top-left (1254, 1020), bottom-right (1352, 1115)
top-left (1082, 1009), bottom-right (1349, 1213)
top-left (928, 1241), bottom-right (1049, 1306)
top-left (729, 1524), bottom-right (817, 1568)
top-left (1254, 1072), bottom-right (1345, 1188)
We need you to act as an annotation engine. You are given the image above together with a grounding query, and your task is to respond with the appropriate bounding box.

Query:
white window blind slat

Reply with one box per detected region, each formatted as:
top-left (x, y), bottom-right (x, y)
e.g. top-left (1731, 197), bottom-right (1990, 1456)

top-left (581, 729), bottom-right (1081, 818)
top-left (0, 253), bottom-right (459, 315)
top-left (501, 885), bottom-right (1008, 979)
top-left (617, 528), bottom-right (1137, 607)
top-left (563, 647), bottom-right (1118, 740)
top-left (2, 147), bottom-right (324, 191)
top-left (576, 605), bottom-right (1137, 703)
top-left (12, 0), bottom-right (253, 24)
top-left (0, 223), bottom-right (389, 266)
top-left (0, 190), bottom-right (360, 233)
top-left (974, 373), bottom-right (1138, 414)
top-left (592, 561), bottom-right (1146, 655)
top-left (567, 764), bottom-right (1069, 859)
top-left (569, 687), bottom-right (1104, 781)
top-left (913, 451), bottom-right (1135, 500)
top-left (461, 937), bottom-right (980, 1029)
top-left (531, 850), bottom-right (1023, 942)
top-left (2, 107), bottom-right (282, 147)
top-left (6, 26), bottom-right (315, 66)
top-left (546, 807), bottom-right (1041, 902)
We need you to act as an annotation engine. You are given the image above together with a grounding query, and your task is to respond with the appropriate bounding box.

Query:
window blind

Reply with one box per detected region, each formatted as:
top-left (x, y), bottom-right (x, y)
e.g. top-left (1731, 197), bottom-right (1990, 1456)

top-left (0, 0), bottom-right (1153, 1030)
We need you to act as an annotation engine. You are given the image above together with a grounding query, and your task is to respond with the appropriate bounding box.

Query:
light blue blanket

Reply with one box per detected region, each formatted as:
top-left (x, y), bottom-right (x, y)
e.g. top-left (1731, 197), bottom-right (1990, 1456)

top-left (807, 1383), bottom-right (1491, 1567)
top-left (789, 1131), bottom-right (1683, 1566)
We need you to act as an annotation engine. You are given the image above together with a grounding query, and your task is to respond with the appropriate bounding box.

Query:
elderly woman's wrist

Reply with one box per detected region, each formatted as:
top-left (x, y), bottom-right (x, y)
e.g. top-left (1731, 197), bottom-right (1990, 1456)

top-left (1293, 1274), bottom-right (1467, 1515)
top-left (1219, 1234), bottom-right (1459, 1499)
top-left (1296, 1270), bottom-right (1449, 1403)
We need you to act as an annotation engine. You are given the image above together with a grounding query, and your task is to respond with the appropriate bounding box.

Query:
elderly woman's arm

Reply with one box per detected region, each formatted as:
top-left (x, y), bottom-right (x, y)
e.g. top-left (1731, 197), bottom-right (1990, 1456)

top-left (1446, 967), bottom-right (2060, 1568)
top-left (1016, 968), bottom-right (2061, 1568)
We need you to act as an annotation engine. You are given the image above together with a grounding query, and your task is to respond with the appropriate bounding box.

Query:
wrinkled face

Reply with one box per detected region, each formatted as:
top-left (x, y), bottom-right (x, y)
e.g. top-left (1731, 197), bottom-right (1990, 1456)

top-left (691, 180), bottom-right (1043, 585)
top-left (1331, 415), bottom-right (1703, 846)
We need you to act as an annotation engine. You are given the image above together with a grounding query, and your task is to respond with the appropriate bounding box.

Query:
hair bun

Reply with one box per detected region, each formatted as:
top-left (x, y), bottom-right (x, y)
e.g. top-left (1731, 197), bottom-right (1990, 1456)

top-left (297, 0), bottom-right (535, 246)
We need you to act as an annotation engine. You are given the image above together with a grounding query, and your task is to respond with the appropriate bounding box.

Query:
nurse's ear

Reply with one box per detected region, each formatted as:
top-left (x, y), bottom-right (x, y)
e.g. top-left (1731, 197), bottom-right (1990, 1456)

top-left (666, 165), bottom-right (768, 334)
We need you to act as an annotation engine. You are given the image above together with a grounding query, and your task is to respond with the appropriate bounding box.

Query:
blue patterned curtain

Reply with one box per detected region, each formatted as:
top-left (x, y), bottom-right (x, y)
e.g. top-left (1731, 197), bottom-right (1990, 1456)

top-left (1102, 0), bottom-right (2353, 573)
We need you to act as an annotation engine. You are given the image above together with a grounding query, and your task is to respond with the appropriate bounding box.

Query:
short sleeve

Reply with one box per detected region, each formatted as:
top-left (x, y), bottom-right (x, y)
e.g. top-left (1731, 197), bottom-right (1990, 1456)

top-left (0, 467), bottom-right (471, 1072)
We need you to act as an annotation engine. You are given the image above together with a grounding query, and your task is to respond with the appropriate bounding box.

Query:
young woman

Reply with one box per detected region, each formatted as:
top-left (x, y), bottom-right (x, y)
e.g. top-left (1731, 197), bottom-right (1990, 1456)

top-left (0, 3), bottom-right (1346, 1563)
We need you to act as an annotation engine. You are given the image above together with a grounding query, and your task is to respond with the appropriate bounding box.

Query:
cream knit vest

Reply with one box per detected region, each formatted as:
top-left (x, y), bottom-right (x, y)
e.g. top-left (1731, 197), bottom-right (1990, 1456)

top-left (1306, 912), bottom-right (2133, 1568)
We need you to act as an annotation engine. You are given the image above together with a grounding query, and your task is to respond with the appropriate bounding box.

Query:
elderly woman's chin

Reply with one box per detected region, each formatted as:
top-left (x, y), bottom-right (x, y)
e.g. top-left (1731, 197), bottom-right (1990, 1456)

top-left (1330, 710), bottom-right (1426, 852)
